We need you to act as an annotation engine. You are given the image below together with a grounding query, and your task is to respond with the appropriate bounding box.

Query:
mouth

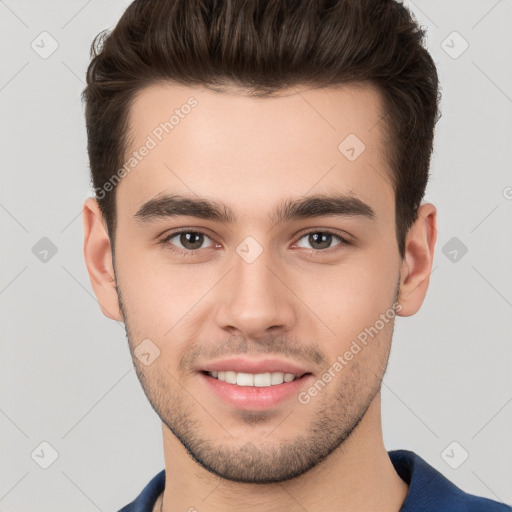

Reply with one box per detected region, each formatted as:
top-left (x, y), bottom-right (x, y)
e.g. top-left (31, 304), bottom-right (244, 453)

top-left (198, 362), bottom-right (314, 410)
top-left (203, 370), bottom-right (307, 387)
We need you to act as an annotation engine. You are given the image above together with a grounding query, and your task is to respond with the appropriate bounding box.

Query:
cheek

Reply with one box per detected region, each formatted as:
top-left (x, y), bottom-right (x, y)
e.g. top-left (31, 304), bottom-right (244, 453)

top-left (297, 246), bottom-right (399, 352)
top-left (115, 246), bottom-right (171, 338)
top-left (115, 245), bottom-right (219, 344)
top-left (116, 228), bottom-right (399, 352)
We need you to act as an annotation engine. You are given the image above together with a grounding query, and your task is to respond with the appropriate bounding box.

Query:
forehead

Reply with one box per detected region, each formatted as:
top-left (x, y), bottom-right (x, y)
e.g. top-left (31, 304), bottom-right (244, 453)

top-left (117, 82), bottom-right (394, 226)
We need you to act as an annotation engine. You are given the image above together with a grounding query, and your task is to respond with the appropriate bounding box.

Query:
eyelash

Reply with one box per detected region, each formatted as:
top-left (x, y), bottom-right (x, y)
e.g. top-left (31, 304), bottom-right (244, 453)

top-left (158, 228), bottom-right (351, 257)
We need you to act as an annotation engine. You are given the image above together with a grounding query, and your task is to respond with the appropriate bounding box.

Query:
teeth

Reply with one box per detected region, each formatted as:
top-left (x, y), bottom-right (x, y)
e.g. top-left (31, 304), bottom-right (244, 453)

top-left (209, 371), bottom-right (300, 386)
top-left (254, 373), bottom-right (271, 387)
top-left (237, 372), bottom-right (254, 386)
top-left (225, 371), bottom-right (237, 384)
top-left (271, 372), bottom-right (284, 385)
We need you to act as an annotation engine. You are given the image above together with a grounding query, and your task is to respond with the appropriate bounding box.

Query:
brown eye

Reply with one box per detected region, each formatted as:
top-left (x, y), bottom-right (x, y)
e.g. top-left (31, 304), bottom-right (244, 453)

top-left (296, 231), bottom-right (348, 251)
top-left (161, 230), bottom-right (214, 254)
top-left (177, 232), bottom-right (204, 250)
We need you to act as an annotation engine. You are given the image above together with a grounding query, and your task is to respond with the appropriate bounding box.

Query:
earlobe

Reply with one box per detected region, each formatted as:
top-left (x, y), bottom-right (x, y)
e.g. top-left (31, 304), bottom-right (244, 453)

top-left (82, 197), bottom-right (124, 322)
top-left (396, 203), bottom-right (437, 317)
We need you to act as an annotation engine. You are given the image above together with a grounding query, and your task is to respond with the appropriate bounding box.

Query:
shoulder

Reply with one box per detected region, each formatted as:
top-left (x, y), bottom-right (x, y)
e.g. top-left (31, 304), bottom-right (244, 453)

top-left (117, 469), bottom-right (166, 512)
top-left (388, 450), bottom-right (511, 512)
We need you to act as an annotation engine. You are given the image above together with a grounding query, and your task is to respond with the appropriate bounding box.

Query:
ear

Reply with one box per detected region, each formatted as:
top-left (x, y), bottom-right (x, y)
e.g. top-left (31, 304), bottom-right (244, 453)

top-left (82, 197), bottom-right (124, 322)
top-left (396, 202), bottom-right (437, 317)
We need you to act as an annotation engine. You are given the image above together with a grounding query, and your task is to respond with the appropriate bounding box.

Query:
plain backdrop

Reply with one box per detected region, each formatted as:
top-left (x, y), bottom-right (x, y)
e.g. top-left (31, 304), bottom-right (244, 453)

top-left (1, 0), bottom-right (511, 510)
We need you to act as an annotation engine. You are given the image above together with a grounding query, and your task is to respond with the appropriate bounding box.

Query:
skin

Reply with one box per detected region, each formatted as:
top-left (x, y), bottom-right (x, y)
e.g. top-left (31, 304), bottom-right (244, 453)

top-left (83, 82), bottom-right (437, 512)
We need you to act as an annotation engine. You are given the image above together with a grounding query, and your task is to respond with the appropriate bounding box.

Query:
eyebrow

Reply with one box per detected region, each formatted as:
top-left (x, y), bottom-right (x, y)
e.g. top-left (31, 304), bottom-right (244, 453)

top-left (133, 193), bottom-right (376, 226)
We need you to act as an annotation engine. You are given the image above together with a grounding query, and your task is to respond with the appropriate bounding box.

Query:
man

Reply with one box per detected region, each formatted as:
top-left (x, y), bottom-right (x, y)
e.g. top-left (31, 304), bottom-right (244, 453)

top-left (81, 1), bottom-right (510, 511)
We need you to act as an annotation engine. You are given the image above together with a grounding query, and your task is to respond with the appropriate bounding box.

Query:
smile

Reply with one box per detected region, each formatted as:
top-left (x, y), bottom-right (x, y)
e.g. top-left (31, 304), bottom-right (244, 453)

top-left (207, 370), bottom-right (303, 387)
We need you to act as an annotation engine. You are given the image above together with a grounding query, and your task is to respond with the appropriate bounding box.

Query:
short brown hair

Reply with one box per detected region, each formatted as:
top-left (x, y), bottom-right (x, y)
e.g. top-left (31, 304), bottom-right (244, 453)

top-left (82, 0), bottom-right (441, 259)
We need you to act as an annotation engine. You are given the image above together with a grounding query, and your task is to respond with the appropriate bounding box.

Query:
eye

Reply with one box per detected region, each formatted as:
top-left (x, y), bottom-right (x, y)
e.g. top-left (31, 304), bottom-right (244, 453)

top-left (295, 231), bottom-right (349, 251)
top-left (160, 230), bottom-right (215, 255)
top-left (159, 228), bottom-right (351, 257)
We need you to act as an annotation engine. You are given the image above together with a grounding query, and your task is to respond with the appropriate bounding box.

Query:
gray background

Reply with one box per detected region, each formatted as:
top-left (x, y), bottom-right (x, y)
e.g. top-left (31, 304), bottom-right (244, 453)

top-left (1, 0), bottom-right (511, 510)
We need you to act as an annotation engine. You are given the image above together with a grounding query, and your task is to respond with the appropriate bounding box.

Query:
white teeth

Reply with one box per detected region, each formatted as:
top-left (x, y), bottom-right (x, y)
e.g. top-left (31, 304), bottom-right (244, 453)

top-left (236, 372), bottom-right (254, 386)
top-left (225, 371), bottom-right (237, 384)
top-left (209, 371), bottom-right (300, 386)
top-left (271, 372), bottom-right (285, 385)
top-left (254, 373), bottom-right (271, 387)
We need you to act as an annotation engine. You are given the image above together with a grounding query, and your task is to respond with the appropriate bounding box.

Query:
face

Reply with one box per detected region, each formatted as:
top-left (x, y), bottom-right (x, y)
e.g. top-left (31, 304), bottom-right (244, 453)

top-left (93, 82), bottom-right (409, 483)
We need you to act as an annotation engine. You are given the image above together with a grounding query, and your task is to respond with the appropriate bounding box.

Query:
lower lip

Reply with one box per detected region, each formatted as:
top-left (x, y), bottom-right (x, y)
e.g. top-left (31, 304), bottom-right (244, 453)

top-left (199, 372), bottom-right (313, 410)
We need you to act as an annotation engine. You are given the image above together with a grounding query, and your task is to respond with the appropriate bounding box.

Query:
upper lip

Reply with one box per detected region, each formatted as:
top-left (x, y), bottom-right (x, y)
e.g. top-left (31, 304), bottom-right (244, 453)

top-left (201, 357), bottom-right (311, 376)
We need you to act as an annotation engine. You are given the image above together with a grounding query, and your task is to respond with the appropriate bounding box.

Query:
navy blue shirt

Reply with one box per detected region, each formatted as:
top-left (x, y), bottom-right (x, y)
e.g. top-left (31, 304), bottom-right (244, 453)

top-left (118, 450), bottom-right (511, 511)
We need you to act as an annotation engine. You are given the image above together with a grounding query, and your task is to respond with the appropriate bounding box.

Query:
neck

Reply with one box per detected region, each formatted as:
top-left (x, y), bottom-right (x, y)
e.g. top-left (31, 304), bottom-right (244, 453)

top-left (159, 394), bottom-right (408, 512)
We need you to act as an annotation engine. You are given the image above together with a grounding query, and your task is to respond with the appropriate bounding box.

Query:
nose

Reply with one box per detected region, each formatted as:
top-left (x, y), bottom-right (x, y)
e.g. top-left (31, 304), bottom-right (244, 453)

top-left (214, 243), bottom-right (297, 340)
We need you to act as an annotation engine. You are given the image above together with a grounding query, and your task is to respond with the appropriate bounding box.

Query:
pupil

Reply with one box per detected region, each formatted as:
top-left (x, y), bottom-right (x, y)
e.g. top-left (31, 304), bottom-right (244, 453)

top-left (310, 232), bottom-right (331, 249)
top-left (181, 232), bottom-right (203, 249)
